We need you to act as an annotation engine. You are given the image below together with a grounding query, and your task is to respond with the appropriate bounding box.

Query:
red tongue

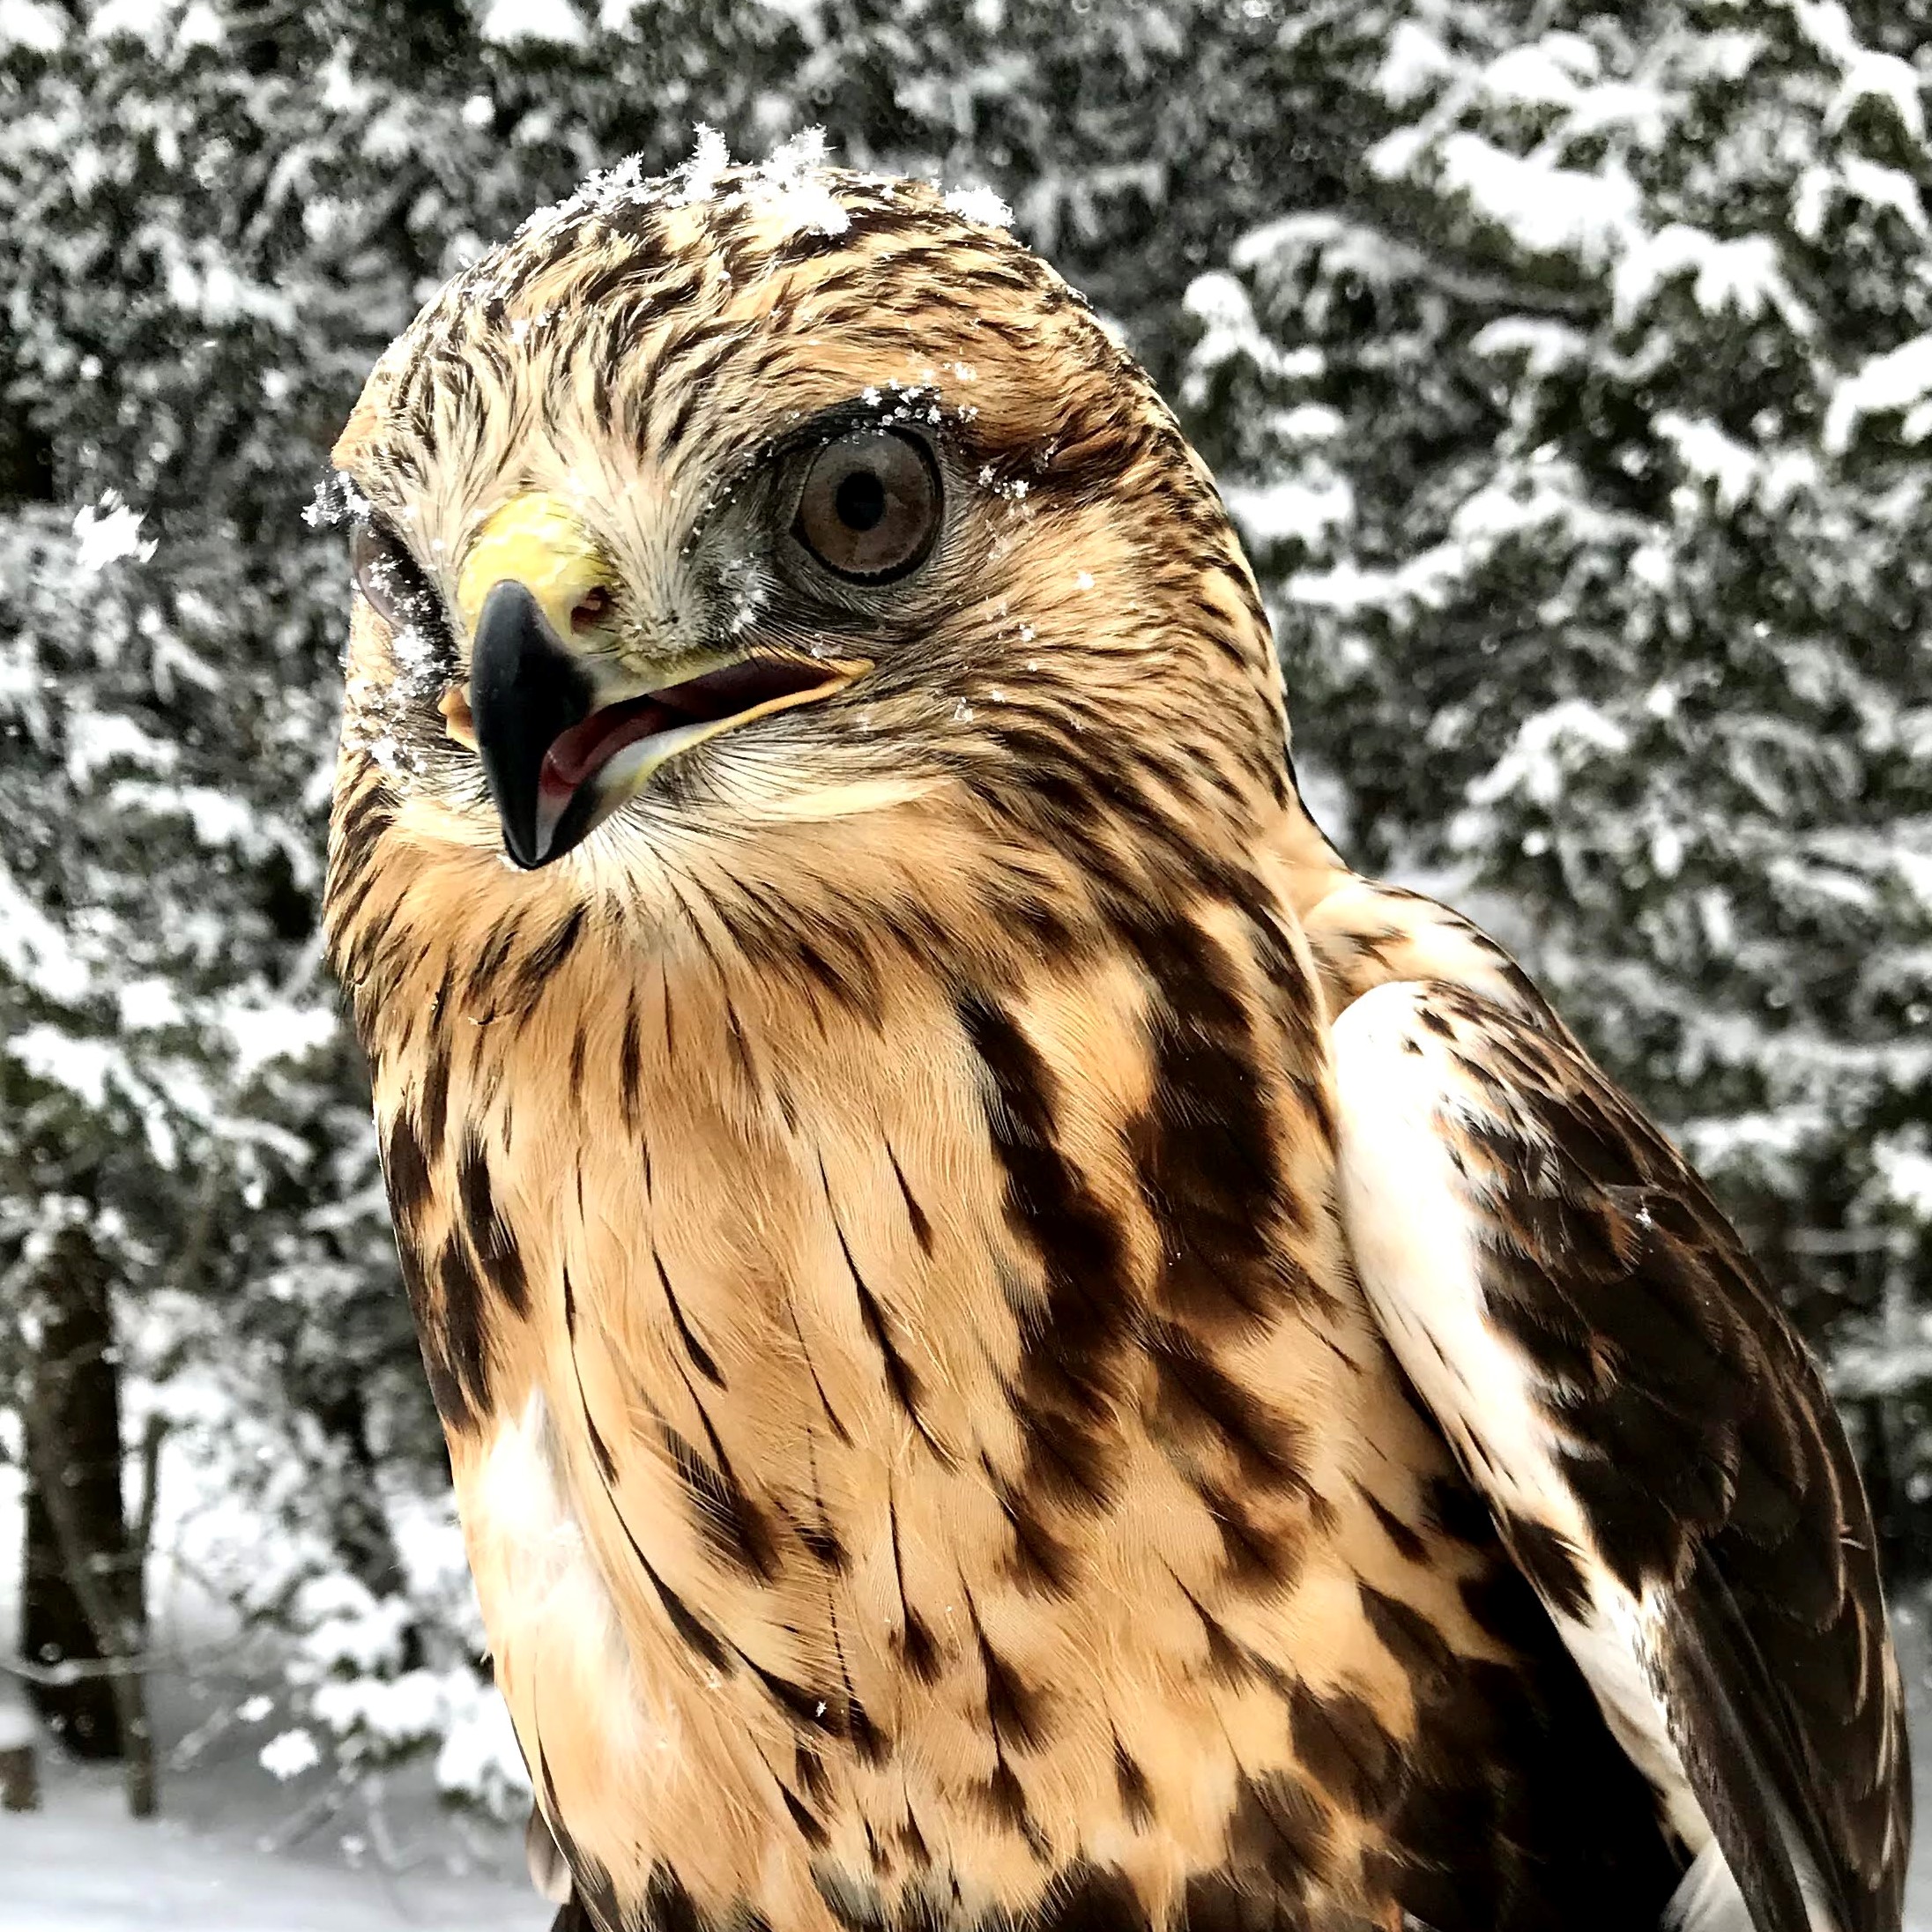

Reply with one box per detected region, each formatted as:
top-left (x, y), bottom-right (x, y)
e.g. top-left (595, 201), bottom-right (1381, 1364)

top-left (534, 658), bottom-right (841, 802)
top-left (540, 698), bottom-right (673, 796)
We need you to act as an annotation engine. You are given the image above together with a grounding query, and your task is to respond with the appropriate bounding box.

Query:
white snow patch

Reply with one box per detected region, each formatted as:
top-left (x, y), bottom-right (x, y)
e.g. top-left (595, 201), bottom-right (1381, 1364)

top-left (1480, 42), bottom-right (1587, 108)
top-left (478, 0), bottom-right (587, 44)
top-left (118, 977), bottom-right (184, 1030)
top-left (751, 127), bottom-right (849, 237)
top-left (1874, 1141), bottom-right (1932, 1222)
top-left (65, 710), bottom-right (176, 784)
top-left (1375, 20), bottom-right (1453, 104)
top-left (1470, 317), bottom-right (1590, 376)
top-left (1615, 225), bottom-right (1804, 330)
top-left (1466, 700), bottom-right (1632, 812)
top-left (1655, 413), bottom-right (1759, 510)
top-left (0, 0), bottom-right (65, 50)
top-left (1392, 132), bottom-right (1640, 266)
top-left (942, 183), bottom-right (1013, 228)
top-left (1796, 0), bottom-right (1924, 138)
top-left (8, 1025), bottom-right (124, 1108)
top-left (1825, 332), bottom-right (1932, 452)
top-left (223, 999), bottom-right (338, 1081)
top-left (674, 123), bottom-right (733, 203)
top-left (0, 858), bottom-right (91, 1001)
top-left (87, 0), bottom-right (169, 41)
top-left (72, 493), bottom-right (155, 576)
top-left (0, 1743), bottom-right (546, 1930)
top-left (176, 0), bottom-right (222, 45)
top-left (435, 1676), bottom-right (531, 1812)
top-left (108, 781), bottom-right (262, 850)
top-left (1183, 267), bottom-right (1323, 387)
top-left (257, 1728), bottom-right (322, 1783)
top-left (1225, 474), bottom-right (1354, 547)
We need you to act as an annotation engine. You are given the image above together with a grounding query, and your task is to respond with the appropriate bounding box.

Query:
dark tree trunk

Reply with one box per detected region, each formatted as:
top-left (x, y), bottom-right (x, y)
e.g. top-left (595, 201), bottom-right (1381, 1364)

top-left (20, 1221), bottom-right (129, 1759)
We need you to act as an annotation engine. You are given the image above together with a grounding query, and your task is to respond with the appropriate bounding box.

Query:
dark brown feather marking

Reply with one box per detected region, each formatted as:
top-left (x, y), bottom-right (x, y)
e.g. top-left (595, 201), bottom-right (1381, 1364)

top-left (419, 1028), bottom-right (451, 1161)
top-left (434, 1238), bottom-right (491, 1420)
top-left (1195, 1477), bottom-right (1304, 1591)
top-left (1224, 1769), bottom-right (1333, 1896)
top-left (653, 1249), bottom-right (725, 1387)
top-left (619, 989), bottom-right (644, 1134)
top-left (1361, 1489), bottom-right (1428, 1565)
top-left (398, 1241), bottom-right (470, 1430)
top-left (457, 1134), bottom-right (530, 1315)
top-left (886, 1142), bottom-right (935, 1256)
top-left (888, 1489), bottom-right (941, 1683)
top-left (821, 1157), bottom-right (946, 1459)
top-left (659, 1410), bottom-right (779, 1582)
top-left (1502, 1512), bottom-right (1593, 1621)
top-left (985, 1458), bottom-right (1078, 1599)
top-left (1126, 915), bottom-right (1315, 1337)
top-left (780, 1786), bottom-right (829, 1849)
top-left (1286, 1681), bottom-right (1398, 1817)
top-left (519, 903), bottom-right (586, 997)
top-left (383, 1112), bottom-right (433, 1237)
top-left (969, 1597), bottom-right (1050, 1752)
top-left (1111, 1736), bottom-right (1154, 1828)
top-left (328, 783), bottom-right (395, 902)
top-left (1146, 1320), bottom-right (1310, 1495)
top-left (560, 1270), bottom-right (618, 1485)
top-left (1172, 1572), bottom-right (1261, 1686)
top-left (1042, 1865), bottom-right (1150, 1932)
top-left (959, 991), bottom-right (1132, 1512)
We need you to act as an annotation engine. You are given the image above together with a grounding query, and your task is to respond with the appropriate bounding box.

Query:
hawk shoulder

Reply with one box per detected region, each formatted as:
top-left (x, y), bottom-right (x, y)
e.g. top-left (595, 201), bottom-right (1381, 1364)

top-left (1328, 977), bottom-right (1908, 1932)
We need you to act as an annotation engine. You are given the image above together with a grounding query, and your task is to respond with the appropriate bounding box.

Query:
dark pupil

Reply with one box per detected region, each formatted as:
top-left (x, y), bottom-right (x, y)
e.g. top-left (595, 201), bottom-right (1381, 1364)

top-left (834, 465), bottom-right (888, 531)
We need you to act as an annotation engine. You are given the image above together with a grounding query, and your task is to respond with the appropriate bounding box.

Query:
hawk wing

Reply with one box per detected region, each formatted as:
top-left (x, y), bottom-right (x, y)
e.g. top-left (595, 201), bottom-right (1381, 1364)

top-left (1328, 979), bottom-right (1909, 1932)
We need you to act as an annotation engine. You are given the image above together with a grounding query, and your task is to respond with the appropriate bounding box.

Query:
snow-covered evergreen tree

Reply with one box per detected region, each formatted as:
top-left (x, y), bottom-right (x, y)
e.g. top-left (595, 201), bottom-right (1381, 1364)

top-left (3, 0), bottom-right (1928, 1818)
top-left (1185, 0), bottom-right (1932, 1567)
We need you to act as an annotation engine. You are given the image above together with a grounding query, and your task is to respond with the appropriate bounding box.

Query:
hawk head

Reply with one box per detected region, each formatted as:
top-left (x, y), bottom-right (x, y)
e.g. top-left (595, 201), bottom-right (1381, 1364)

top-left (331, 151), bottom-right (1293, 934)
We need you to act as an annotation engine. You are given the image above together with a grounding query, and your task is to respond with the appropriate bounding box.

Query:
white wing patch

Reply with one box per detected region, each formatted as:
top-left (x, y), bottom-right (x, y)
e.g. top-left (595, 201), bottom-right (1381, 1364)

top-left (464, 1388), bottom-right (666, 1774)
top-left (1330, 985), bottom-right (1718, 1861)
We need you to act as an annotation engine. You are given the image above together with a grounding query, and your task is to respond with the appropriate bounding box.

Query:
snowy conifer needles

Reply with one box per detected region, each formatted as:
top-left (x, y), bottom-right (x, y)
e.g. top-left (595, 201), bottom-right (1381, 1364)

top-left (2, 0), bottom-right (1928, 1814)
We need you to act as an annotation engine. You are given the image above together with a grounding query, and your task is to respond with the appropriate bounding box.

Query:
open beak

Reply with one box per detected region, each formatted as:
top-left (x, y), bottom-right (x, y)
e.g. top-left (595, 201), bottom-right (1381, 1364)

top-left (467, 579), bottom-right (857, 870)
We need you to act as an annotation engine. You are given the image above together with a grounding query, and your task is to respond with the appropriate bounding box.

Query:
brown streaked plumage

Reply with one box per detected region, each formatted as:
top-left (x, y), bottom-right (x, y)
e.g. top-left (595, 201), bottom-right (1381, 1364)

top-left (323, 150), bottom-right (1907, 1932)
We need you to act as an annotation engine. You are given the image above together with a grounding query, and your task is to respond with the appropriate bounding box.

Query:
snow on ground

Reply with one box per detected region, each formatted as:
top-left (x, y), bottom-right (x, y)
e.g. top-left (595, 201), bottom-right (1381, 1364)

top-left (0, 1459), bottom-right (541, 1932)
top-left (0, 1765), bottom-right (545, 1932)
top-left (0, 1662), bottom-right (546, 1932)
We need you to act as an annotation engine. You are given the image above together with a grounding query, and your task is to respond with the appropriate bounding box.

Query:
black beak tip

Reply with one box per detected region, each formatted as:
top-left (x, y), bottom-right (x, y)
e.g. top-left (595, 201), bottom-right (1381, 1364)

top-left (500, 829), bottom-right (549, 873)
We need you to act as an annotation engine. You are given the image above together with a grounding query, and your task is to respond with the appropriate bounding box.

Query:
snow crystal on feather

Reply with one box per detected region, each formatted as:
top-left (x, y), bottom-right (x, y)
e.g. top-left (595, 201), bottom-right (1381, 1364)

top-left (749, 128), bottom-right (851, 239)
top-left (515, 132), bottom-right (1018, 260)
top-left (517, 129), bottom-right (854, 242)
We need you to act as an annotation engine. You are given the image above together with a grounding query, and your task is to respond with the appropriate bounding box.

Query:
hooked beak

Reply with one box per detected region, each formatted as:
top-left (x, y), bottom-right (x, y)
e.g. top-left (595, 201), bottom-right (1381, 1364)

top-left (466, 578), bottom-right (865, 872)
top-left (469, 580), bottom-right (598, 870)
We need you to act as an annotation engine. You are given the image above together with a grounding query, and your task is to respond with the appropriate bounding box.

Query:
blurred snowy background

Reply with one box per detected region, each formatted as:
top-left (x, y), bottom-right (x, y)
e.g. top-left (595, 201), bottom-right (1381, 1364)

top-left (3, 0), bottom-right (1931, 1923)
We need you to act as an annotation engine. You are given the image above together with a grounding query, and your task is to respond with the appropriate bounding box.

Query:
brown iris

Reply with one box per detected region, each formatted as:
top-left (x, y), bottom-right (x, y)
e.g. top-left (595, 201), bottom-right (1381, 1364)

top-left (793, 429), bottom-right (940, 581)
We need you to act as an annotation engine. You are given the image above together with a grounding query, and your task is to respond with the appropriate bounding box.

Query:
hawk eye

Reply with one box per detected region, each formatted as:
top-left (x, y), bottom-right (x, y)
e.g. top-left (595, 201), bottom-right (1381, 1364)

top-left (792, 430), bottom-right (940, 582)
top-left (350, 519), bottom-right (435, 629)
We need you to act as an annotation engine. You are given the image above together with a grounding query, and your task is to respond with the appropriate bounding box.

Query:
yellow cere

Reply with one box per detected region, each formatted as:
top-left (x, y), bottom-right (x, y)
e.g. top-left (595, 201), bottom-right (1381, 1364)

top-left (456, 492), bottom-right (613, 643)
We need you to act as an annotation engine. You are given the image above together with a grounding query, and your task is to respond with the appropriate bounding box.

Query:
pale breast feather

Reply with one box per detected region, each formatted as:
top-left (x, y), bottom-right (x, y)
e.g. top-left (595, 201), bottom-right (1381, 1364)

top-left (1329, 979), bottom-right (1908, 1932)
